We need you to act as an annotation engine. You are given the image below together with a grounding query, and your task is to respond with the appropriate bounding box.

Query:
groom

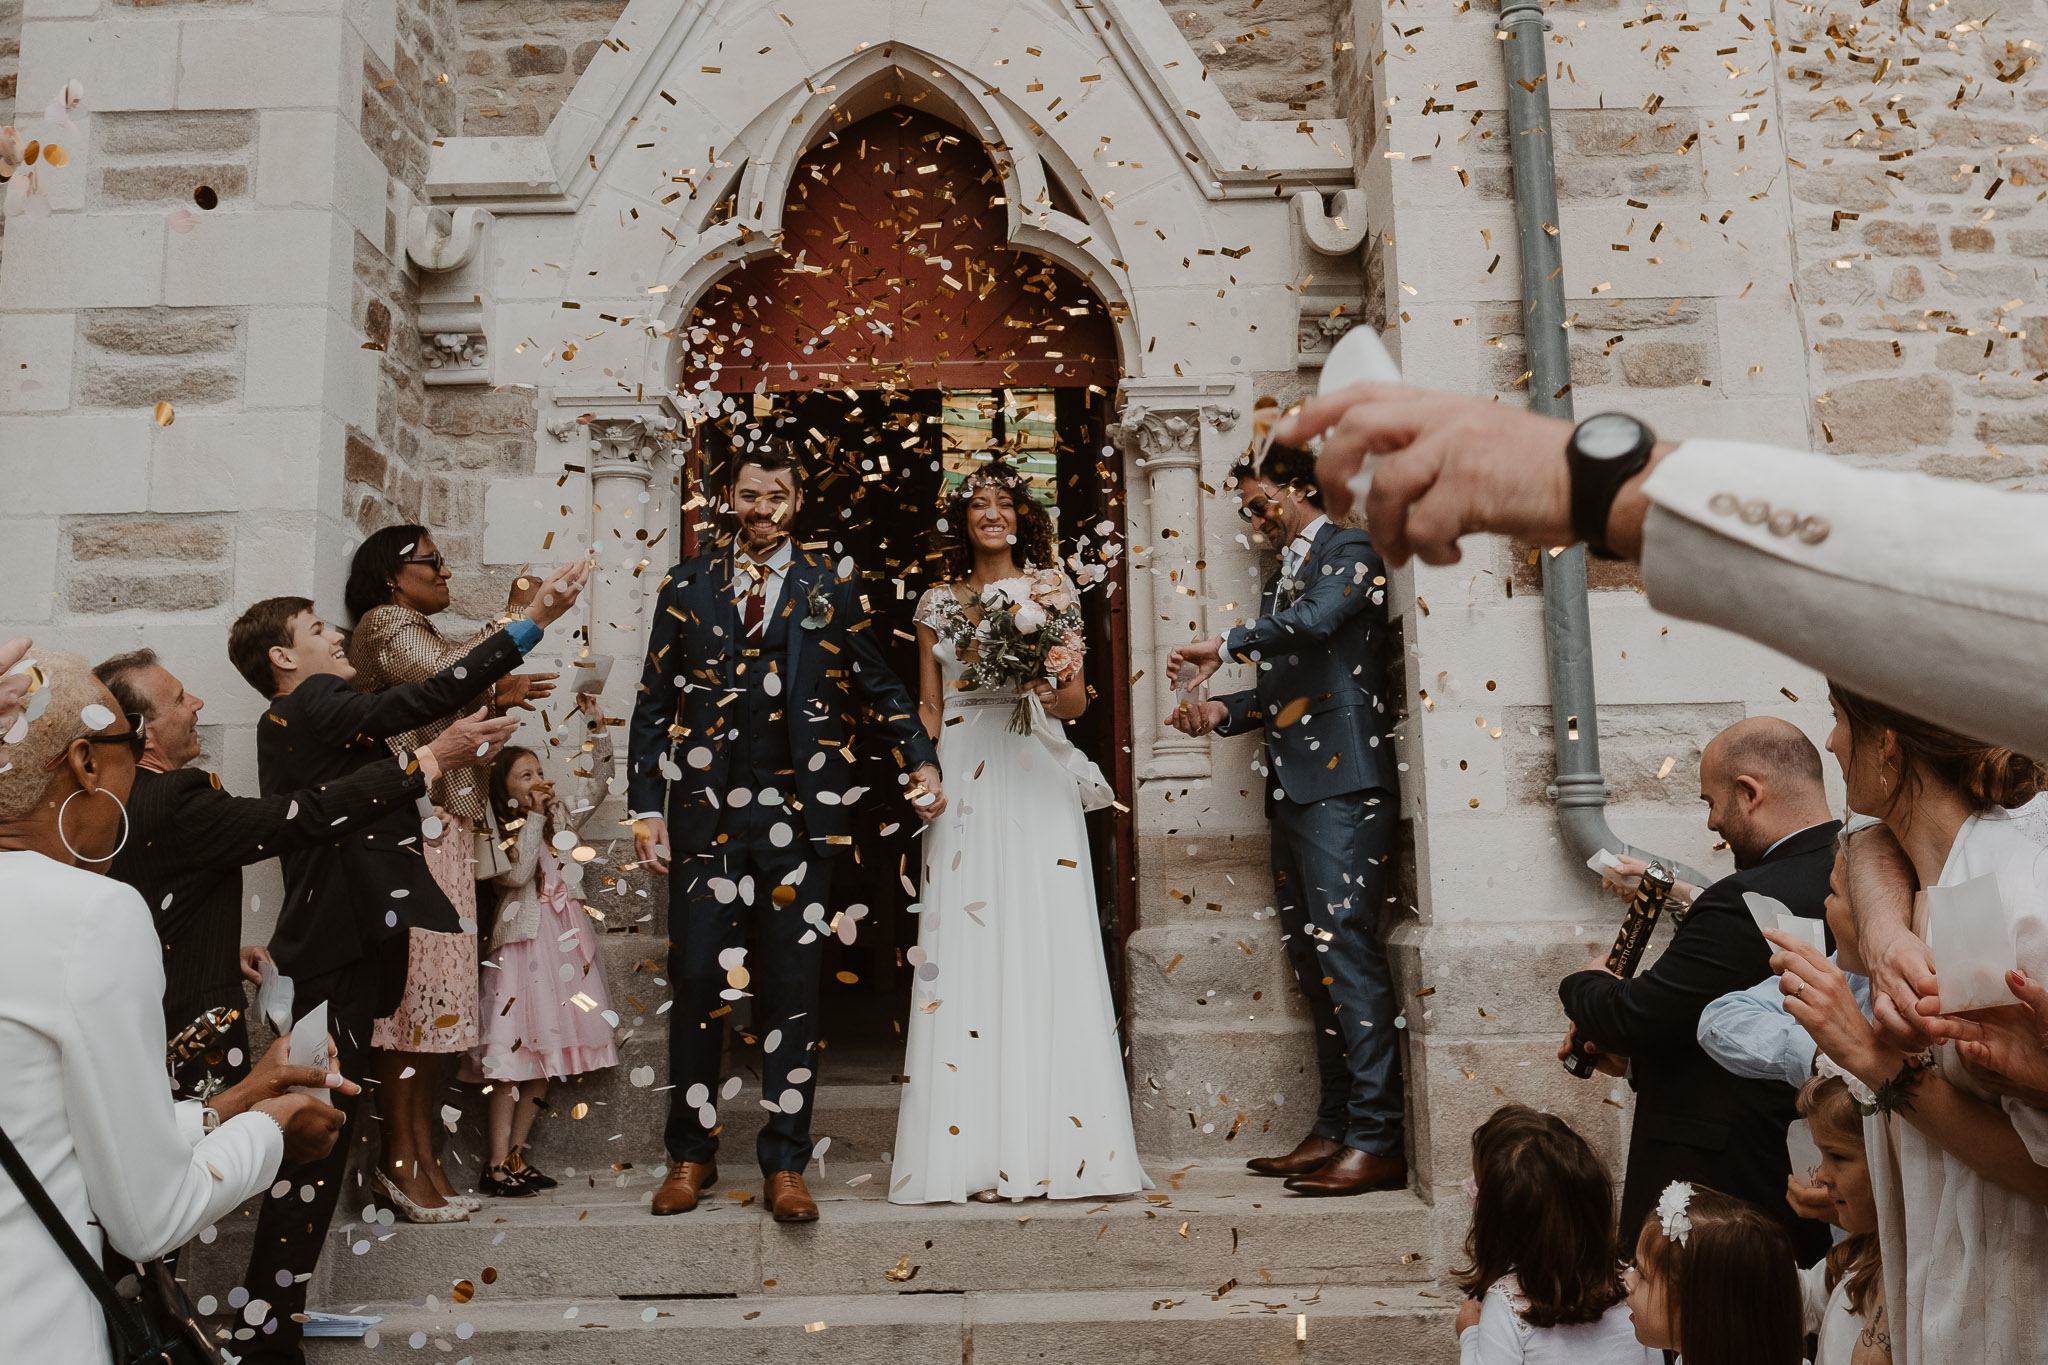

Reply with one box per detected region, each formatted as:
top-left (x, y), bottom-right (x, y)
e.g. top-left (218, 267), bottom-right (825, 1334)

top-left (1168, 441), bottom-right (1405, 1196)
top-left (630, 439), bottom-right (943, 1223)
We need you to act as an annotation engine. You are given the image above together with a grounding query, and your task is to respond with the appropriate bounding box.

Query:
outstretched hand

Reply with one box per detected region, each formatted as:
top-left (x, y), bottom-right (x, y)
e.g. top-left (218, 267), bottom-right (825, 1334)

top-left (0, 637), bottom-right (33, 743)
top-left (495, 671), bottom-right (560, 711)
top-left (1166, 637), bottom-right (1224, 694)
top-left (1770, 929), bottom-right (1888, 1083)
top-left (1919, 967), bottom-right (2048, 1107)
top-left (1168, 699), bottom-right (1227, 738)
top-left (524, 561), bottom-right (592, 629)
top-left (428, 708), bottom-right (521, 769)
top-left (214, 1037), bottom-right (359, 1160)
top-left (633, 814), bottom-right (671, 875)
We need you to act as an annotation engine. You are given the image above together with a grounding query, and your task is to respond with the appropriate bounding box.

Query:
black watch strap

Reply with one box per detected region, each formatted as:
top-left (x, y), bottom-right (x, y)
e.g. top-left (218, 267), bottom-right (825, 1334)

top-left (1567, 414), bottom-right (1657, 559)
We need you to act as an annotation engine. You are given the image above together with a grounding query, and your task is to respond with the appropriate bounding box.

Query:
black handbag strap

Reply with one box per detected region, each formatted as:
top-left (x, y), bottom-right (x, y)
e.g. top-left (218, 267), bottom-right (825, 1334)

top-left (0, 1120), bottom-right (156, 1349)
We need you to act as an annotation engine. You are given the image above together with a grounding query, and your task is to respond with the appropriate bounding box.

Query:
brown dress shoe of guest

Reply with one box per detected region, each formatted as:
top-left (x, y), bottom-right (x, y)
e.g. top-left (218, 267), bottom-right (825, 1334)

top-left (651, 1162), bottom-right (716, 1216)
top-left (764, 1171), bottom-right (820, 1223)
top-left (1246, 1134), bottom-right (1342, 1178)
top-left (1283, 1148), bottom-right (1408, 1197)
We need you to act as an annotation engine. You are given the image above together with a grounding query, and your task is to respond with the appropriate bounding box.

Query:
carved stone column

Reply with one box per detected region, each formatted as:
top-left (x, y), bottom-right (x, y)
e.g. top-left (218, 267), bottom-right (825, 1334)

top-left (549, 406), bottom-right (677, 691)
top-left (1111, 398), bottom-right (1237, 781)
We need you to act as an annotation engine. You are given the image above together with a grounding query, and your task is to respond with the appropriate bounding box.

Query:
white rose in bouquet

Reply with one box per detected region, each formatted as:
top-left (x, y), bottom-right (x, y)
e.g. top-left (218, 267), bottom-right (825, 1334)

top-left (1012, 601), bottom-right (1047, 635)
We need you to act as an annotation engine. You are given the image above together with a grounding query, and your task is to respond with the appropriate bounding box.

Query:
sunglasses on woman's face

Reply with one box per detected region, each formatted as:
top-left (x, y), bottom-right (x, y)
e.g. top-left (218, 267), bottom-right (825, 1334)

top-left (400, 552), bottom-right (448, 573)
top-left (51, 711), bottom-right (148, 770)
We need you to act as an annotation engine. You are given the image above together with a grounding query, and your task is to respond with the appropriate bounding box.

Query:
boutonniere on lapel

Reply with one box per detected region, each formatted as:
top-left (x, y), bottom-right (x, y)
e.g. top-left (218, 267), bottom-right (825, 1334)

top-left (801, 575), bottom-right (834, 630)
top-left (1275, 573), bottom-right (1306, 611)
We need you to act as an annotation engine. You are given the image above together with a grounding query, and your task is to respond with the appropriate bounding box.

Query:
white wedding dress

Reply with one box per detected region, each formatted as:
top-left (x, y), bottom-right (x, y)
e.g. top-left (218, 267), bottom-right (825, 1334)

top-left (888, 585), bottom-right (1148, 1204)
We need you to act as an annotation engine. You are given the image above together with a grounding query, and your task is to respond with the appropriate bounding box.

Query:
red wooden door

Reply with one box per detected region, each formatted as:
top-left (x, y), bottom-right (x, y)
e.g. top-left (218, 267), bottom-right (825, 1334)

top-left (686, 109), bottom-right (1117, 394)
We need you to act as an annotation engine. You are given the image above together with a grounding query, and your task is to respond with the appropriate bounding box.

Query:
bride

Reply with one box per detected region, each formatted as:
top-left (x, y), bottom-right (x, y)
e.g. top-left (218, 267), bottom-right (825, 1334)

top-left (887, 460), bottom-right (1148, 1205)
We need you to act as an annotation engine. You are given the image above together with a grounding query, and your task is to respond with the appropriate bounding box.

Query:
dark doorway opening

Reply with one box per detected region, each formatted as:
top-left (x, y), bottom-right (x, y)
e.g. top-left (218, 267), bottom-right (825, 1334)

top-left (671, 100), bottom-right (1134, 1089)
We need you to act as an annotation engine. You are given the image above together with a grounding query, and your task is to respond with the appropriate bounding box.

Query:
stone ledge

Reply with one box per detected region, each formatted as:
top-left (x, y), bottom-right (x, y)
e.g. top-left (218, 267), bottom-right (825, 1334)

top-left (304, 1160), bottom-right (1434, 1303)
top-left (305, 1283), bottom-right (1453, 1365)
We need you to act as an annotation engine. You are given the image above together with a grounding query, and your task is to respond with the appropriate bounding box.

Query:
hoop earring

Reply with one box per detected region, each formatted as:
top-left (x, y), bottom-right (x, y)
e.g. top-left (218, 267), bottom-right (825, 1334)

top-left (57, 787), bottom-right (130, 865)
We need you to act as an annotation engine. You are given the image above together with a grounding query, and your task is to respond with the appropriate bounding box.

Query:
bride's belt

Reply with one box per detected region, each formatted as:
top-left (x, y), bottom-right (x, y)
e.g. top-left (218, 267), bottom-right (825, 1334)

top-left (943, 690), bottom-right (1021, 710)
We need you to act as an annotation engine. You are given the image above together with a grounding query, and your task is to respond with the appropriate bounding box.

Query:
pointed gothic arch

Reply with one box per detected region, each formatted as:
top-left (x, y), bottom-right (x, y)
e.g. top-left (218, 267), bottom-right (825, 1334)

top-left (652, 46), bottom-right (1140, 387)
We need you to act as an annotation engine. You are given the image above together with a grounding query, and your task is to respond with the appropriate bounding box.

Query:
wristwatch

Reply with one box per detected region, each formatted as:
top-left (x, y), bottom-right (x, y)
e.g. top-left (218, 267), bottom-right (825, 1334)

top-left (1566, 413), bottom-right (1658, 559)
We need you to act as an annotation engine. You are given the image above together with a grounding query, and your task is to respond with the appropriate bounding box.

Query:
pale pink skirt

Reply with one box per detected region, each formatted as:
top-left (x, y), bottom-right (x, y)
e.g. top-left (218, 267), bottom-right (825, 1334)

top-left (463, 855), bottom-right (617, 1084)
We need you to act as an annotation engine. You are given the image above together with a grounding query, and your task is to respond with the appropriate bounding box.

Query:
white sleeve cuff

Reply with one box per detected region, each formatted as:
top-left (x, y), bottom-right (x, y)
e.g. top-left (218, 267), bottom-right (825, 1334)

top-left (174, 1099), bottom-right (207, 1149)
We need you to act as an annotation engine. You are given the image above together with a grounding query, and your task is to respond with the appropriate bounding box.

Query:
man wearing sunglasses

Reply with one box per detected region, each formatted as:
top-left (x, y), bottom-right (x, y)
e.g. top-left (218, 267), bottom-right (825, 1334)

top-left (92, 650), bottom-right (518, 1097)
top-left (1165, 442), bottom-right (1406, 1198)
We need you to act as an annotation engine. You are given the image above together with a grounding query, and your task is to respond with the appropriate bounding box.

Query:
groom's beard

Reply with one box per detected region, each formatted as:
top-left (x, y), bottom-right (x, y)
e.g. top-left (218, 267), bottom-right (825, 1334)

top-left (738, 517), bottom-right (787, 556)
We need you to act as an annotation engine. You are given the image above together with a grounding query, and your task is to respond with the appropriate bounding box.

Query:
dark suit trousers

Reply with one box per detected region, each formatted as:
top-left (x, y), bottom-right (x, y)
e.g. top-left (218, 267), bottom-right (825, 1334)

top-left (239, 947), bottom-right (399, 1363)
top-left (1271, 789), bottom-right (1404, 1156)
top-left (664, 802), bottom-right (834, 1174)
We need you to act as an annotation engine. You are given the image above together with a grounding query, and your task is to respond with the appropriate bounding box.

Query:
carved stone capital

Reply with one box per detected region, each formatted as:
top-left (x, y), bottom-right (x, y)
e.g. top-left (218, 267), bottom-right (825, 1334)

top-left (426, 331), bottom-right (488, 371)
top-left (1109, 403), bottom-right (1237, 470)
top-left (419, 305), bottom-right (490, 386)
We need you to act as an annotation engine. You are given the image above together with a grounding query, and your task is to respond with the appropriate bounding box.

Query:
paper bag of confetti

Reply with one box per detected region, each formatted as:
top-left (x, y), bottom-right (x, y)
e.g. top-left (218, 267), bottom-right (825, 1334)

top-left (1929, 873), bottom-right (2021, 1014)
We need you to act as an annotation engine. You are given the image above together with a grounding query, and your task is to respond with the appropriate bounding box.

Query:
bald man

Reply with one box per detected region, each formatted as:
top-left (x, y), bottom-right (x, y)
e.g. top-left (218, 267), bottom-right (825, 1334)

top-left (1559, 717), bottom-right (1838, 1264)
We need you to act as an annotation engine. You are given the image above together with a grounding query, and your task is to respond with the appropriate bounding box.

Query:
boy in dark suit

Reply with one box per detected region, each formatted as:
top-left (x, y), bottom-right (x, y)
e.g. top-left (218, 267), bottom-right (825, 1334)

top-left (223, 571), bottom-right (581, 1364)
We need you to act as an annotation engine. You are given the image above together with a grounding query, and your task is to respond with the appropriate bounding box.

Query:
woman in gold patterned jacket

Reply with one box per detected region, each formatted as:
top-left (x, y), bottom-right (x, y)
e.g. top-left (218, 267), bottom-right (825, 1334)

top-left (343, 523), bottom-right (564, 1217)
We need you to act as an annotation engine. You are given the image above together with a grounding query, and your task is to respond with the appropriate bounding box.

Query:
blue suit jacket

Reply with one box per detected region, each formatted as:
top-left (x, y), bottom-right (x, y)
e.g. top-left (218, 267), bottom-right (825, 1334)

top-left (628, 545), bottom-right (939, 857)
top-left (1213, 520), bottom-right (1397, 810)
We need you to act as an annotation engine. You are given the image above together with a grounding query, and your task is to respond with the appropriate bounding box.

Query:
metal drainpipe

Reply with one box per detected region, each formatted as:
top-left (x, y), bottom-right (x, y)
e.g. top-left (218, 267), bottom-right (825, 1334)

top-left (1497, 0), bottom-right (1706, 888)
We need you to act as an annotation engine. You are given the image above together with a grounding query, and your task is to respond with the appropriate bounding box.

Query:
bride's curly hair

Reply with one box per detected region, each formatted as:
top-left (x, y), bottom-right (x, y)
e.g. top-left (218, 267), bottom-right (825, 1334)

top-left (939, 457), bottom-right (1058, 581)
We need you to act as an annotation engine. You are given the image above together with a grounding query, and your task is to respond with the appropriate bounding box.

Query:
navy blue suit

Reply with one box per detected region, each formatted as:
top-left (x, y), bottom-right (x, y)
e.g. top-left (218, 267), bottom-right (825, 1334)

top-left (629, 545), bottom-right (938, 1173)
top-left (1213, 519), bottom-right (1403, 1157)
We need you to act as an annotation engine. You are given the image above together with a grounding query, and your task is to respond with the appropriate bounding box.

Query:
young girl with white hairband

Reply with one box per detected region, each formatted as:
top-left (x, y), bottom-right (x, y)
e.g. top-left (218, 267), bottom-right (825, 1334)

top-left (1624, 1180), bottom-right (1804, 1365)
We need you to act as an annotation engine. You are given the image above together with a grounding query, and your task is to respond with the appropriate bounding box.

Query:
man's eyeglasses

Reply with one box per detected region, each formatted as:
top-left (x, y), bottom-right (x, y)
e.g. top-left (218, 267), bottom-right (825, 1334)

top-left (70, 712), bottom-right (147, 765)
top-left (1237, 497), bottom-right (1274, 524)
top-left (399, 552), bottom-right (448, 573)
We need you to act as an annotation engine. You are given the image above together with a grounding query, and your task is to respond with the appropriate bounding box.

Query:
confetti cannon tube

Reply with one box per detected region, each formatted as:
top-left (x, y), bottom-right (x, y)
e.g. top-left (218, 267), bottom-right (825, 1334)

top-left (1562, 861), bottom-right (1676, 1078)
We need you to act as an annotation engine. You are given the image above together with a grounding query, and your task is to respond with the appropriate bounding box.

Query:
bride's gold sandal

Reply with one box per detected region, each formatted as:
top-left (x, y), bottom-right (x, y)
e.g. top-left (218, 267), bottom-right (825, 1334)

top-left (970, 1188), bottom-right (1005, 1204)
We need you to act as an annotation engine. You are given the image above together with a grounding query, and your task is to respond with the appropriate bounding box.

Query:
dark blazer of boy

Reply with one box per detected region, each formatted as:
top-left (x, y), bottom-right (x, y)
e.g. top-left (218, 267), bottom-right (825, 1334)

top-left (259, 627), bottom-right (534, 1002)
top-left (226, 596), bottom-right (541, 1365)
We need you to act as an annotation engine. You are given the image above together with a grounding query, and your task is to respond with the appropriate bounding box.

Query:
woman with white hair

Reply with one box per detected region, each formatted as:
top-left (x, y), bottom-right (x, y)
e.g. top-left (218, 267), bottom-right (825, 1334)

top-left (0, 649), bottom-right (348, 1364)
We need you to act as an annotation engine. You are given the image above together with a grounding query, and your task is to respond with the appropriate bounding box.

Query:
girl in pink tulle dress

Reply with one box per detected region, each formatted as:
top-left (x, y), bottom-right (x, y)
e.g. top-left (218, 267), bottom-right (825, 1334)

top-left (466, 695), bottom-right (619, 1195)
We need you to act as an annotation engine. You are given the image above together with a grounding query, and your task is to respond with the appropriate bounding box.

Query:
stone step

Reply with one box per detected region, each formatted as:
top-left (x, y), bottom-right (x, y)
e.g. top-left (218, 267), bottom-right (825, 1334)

top-left (442, 1038), bottom-right (911, 1173)
top-left (303, 1283), bottom-right (1455, 1364)
top-left (317, 1161), bottom-right (1435, 1304)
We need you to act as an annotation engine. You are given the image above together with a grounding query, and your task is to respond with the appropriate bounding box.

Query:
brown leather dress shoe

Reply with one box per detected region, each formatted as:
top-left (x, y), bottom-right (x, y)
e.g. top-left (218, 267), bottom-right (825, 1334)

top-left (1246, 1134), bottom-right (1342, 1178)
top-left (1283, 1147), bottom-right (1408, 1197)
top-left (764, 1170), bottom-right (819, 1223)
top-left (651, 1161), bottom-right (716, 1216)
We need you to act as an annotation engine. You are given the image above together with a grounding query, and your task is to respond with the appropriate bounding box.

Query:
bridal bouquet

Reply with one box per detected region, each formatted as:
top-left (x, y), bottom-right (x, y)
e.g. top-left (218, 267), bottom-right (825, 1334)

top-left (948, 573), bottom-right (1086, 734)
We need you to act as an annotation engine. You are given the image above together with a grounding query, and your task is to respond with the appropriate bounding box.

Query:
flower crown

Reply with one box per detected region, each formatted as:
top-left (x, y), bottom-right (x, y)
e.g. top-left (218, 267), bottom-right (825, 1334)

top-left (1655, 1181), bottom-right (1696, 1246)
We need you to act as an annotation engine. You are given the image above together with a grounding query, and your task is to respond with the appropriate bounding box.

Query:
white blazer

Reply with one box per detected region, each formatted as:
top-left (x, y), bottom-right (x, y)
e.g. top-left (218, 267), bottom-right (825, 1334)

top-left (0, 852), bottom-right (284, 1365)
top-left (1641, 440), bottom-right (2048, 760)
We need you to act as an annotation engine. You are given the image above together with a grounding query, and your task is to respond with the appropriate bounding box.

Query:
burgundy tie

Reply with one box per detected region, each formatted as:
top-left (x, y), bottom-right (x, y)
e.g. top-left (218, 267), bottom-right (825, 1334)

top-left (741, 562), bottom-right (767, 637)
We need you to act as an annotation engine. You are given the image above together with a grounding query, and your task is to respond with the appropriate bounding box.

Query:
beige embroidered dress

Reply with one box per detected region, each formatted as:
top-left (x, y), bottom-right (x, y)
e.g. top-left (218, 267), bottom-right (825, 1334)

top-left (350, 604), bottom-right (501, 1053)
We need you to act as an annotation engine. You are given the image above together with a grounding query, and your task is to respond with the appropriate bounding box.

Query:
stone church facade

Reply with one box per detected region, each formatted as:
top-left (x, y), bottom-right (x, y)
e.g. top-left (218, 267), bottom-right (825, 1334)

top-left (1, 0), bottom-right (2043, 1351)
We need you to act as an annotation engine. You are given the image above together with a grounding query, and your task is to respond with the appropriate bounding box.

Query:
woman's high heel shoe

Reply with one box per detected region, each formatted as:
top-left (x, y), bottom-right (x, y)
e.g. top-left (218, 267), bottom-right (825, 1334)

top-left (375, 1171), bottom-right (469, 1224)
